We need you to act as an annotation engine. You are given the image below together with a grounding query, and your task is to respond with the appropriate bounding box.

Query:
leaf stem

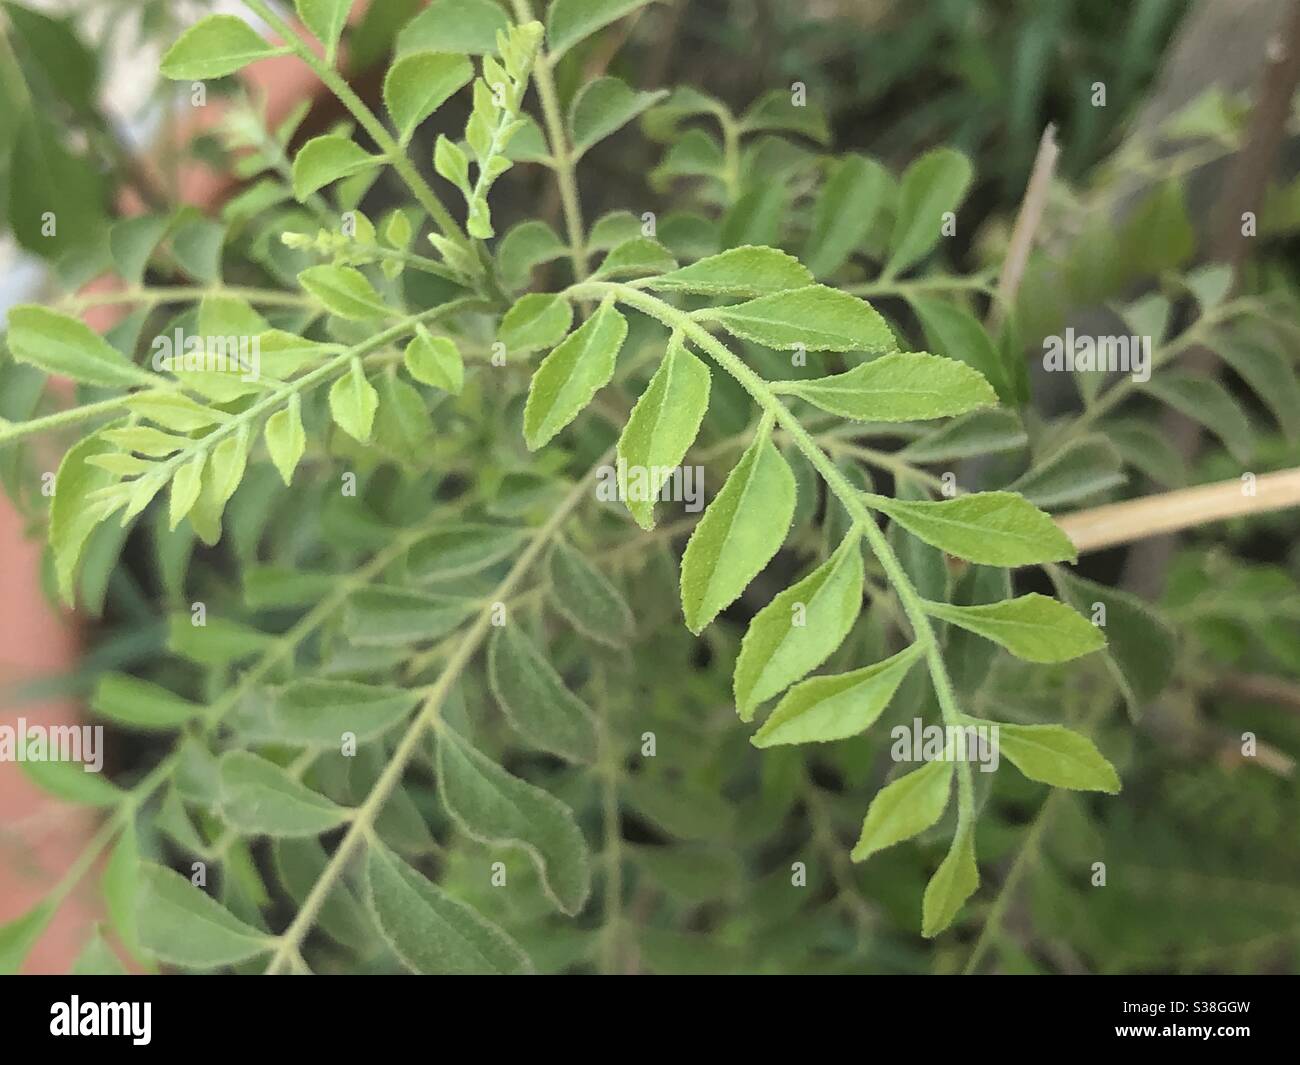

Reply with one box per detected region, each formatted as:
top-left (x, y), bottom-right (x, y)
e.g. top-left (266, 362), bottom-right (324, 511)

top-left (511, 0), bottom-right (588, 281)
top-left (568, 280), bottom-right (977, 852)
top-left (0, 396), bottom-right (132, 449)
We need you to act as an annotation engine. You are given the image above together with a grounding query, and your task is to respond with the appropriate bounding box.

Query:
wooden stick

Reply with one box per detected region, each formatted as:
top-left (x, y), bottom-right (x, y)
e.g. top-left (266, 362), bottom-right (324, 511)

top-left (1057, 467), bottom-right (1300, 555)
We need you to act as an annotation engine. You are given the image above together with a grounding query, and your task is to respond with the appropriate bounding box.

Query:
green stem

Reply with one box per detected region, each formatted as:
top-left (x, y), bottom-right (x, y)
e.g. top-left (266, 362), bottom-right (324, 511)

top-left (56, 286), bottom-right (318, 313)
top-left (568, 280), bottom-right (976, 836)
top-left (512, 0), bottom-right (588, 281)
top-left (241, 0), bottom-right (470, 252)
top-left (263, 449), bottom-right (613, 974)
top-left (0, 396), bottom-right (131, 449)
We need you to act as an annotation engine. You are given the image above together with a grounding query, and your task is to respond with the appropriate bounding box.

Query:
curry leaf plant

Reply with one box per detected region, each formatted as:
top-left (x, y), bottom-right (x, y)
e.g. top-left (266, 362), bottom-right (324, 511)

top-left (7, 0), bottom-right (1295, 977)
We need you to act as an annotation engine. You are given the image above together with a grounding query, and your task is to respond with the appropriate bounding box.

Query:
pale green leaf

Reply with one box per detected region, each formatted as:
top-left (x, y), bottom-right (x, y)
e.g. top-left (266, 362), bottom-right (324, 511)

top-left (498, 293), bottom-right (574, 355)
top-left (804, 154), bottom-right (890, 278)
top-left (497, 220), bottom-right (567, 289)
top-left (329, 357), bottom-right (379, 442)
top-left (997, 724), bottom-right (1121, 793)
top-left (680, 422), bottom-right (795, 633)
top-left (643, 245), bottom-right (812, 297)
top-left (160, 14), bottom-right (278, 80)
top-left (384, 51), bottom-right (473, 145)
top-left (523, 300), bottom-right (627, 450)
top-left (923, 593), bottom-right (1105, 663)
top-left (296, 0), bottom-right (351, 57)
top-left (739, 88), bottom-right (830, 144)
top-left (1141, 373), bottom-right (1254, 464)
top-left (397, 0), bottom-right (510, 56)
top-left (701, 285), bottom-right (896, 352)
top-left (735, 534), bottom-right (864, 719)
top-left (615, 333), bottom-right (711, 529)
top-left (0, 901), bottom-right (55, 974)
top-left (299, 264), bottom-right (391, 320)
top-left (753, 642), bottom-right (925, 747)
top-left (264, 394), bottom-right (307, 485)
top-left (546, 0), bottom-right (659, 61)
top-left (268, 680), bottom-right (418, 745)
top-left (569, 76), bottom-right (666, 157)
top-left (292, 134), bottom-right (380, 201)
top-left (8, 306), bottom-right (152, 388)
top-left (403, 326), bottom-right (463, 394)
top-left (921, 826), bottom-right (978, 937)
top-left (867, 491), bottom-right (1077, 566)
top-left (168, 452), bottom-right (206, 530)
top-left (850, 757), bottom-right (952, 861)
top-left (781, 352), bottom-right (996, 422)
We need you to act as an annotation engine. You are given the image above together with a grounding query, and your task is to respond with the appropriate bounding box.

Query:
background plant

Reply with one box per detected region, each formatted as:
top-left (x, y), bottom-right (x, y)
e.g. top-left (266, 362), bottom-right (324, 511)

top-left (1, 0), bottom-right (1298, 975)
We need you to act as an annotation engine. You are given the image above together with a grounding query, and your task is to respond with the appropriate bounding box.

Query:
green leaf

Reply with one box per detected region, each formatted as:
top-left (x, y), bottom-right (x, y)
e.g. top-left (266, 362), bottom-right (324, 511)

top-left (1141, 373), bottom-right (1254, 464)
top-left (923, 593), bottom-right (1105, 663)
top-left (435, 728), bottom-right (591, 914)
top-left (643, 245), bottom-right (812, 297)
top-left (804, 154), bottom-right (890, 277)
top-left (753, 642), bottom-right (925, 747)
top-left (299, 264), bottom-right (391, 320)
top-left (701, 285), bottom-right (896, 352)
top-left (168, 614), bottom-right (272, 665)
top-left (680, 422), bottom-right (796, 633)
top-left (1217, 333), bottom-right (1300, 441)
top-left (569, 76), bottom-right (666, 157)
top-left (102, 823), bottom-right (141, 955)
top-left (136, 864), bottom-right (271, 968)
top-left (127, 391), bottom-right (225, 432)
top-left (997, 724), bottom-right (1121, 793)
top-left (498, 293), bottom-right (574, 355)
top-left (592, 237), bottom-right (678, 280)
top-left (850, 757), bottom-right (952, 862)
top-left (735, 534), bottom-right (864, 719)
top-left (886, 147), bottom-right (973, 276)
top-left (329, 357), bottom-right (379, 442)
top-left (782, 352), bottom-right (996, 422)
top-left (497, 220), bottom-right (567, 289)
top-left (616, 333), bottom-right (711, 529)
top-left (587, 210), bottom-right (643, 251)
top-left (548, 538), bottom-right (635, 646)
top-left (739, 88), bottom-right (830, 144)
top-left (909, 295), bottom-right (1014, 405)
top-left (92, 672), bottom-right (200, 730)
top-left (383, 51), bottom-right (473, 145)
top-left (1009, 436), bottom-right (1125, 509)
top-left (546, 0), bottom-right (658, 61)
top-left (921, 826), bottom-right (978, 937)
top-left (433, 134), bottom-right (471, 193)
top-left (72, 929), bottom-right (128, 975)
top-left (264, 394), bottom-right (307, 485)
top-left (160, 14), bottom-right (278, 80)
top-left (218, 751), bottom-right (351, 837)
top-left (269, 680), bottom-right (420, 744)
top-left (50, 428), bottom-right (120, 604)
top-left (408, 523), bottom-right (523, 581)
top-left (169, 452), bottom-right (206, 530)
top-left (364, 838), bottom-right (532, 974)
top-left (344, 587), bottom-right (477, 645)
top-left (867, 491), bottom-right (1077, 566)
top-left (488, 623), bottom-right (598, 762)
top-left (397, 0), bottom-right (510, 56)
top-left (8, 306), bottom-right (151, 388)
top-left (19, 743), bottom-right (121, 806)
top-left (403, 326), bottom-right (463, 394)
top-left (0, 901), bottom-right (55, 974)
top-left (523, 300), bottom-right (627, 450)
top-left (296, 0), bottom-right (351, 57)
top-left (244, 566), bottom-right (336, 608)
top-left (1056, 569), bottom-right (1176, 714)
top-left (292, 134), bottom-right (380, 201)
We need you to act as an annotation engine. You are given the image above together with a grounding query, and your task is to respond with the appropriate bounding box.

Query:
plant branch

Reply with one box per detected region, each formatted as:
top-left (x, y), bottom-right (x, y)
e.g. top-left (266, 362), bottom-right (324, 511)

top-left (263, 449), bottom-right (613, 974)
